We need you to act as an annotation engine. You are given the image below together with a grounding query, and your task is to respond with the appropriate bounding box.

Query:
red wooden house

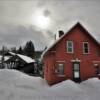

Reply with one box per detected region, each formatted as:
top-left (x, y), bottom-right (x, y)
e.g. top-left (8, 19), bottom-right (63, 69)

top-left (42, 22), bottom-right (100, 85)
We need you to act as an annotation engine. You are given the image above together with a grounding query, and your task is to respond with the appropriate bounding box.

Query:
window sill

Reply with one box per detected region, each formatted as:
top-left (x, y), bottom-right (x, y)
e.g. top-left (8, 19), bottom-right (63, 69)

top-left (67, 52), bottom-right (74, 54)
top-left (57, 74), bottom-right (66, 77)
top-left (83, 53), bottom-right (90, 55)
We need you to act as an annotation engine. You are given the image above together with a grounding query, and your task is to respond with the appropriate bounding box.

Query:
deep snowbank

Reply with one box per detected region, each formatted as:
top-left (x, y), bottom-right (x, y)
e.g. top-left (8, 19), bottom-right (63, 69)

top-left (0, 69), bottom-right (48, 89)
top-left (0, 69), bottom-right (100, 100)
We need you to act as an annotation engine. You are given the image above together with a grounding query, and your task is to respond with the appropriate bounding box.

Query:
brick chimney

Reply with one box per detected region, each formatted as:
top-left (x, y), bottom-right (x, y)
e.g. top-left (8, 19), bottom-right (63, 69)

top-left (59, 30), bottom-right (64, 37)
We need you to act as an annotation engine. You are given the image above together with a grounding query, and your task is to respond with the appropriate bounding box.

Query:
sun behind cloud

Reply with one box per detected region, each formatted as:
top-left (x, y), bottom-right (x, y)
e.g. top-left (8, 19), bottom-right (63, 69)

top-left (32, 9), bottom-right (50, 30)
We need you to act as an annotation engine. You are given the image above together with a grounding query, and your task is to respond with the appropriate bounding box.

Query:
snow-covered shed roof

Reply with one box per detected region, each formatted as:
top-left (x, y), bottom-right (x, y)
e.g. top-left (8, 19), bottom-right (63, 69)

top-left (0, 55), bottom-right (10, 62)
top-left (17, 54), bottom-right (35, 63)
top-left (42, 22), bottom-right (100, 58)
top-left (5, 52), bottom-right (36, 63)
top-left (9, 52), bottom-right (16, 56)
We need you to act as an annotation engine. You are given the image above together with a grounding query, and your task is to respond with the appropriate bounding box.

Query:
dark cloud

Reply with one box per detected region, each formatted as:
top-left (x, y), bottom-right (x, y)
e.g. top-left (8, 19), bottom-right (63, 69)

top-left (43, 9), bottom-right (51, 17)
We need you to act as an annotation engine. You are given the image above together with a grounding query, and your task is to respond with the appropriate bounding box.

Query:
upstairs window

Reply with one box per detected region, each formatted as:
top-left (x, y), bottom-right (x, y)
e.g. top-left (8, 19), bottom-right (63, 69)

top-left (67, 41), bottom-right (74, 53)
top-left (83, 42), bottom-right (89, 54)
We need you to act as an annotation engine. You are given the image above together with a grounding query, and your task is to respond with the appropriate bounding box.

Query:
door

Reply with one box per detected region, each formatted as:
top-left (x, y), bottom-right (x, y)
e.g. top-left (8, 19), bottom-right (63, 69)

top-left (73, 62), bottom-right (81, 82)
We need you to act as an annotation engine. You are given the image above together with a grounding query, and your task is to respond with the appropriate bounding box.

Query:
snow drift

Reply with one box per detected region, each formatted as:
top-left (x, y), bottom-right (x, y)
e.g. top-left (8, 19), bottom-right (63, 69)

top-left (0, 69), bottom-right (100, 100)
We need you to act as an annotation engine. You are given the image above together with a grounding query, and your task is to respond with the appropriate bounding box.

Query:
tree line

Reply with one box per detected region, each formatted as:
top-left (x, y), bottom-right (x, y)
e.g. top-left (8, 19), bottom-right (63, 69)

top-left (0, 40), bottom-right (35, 59)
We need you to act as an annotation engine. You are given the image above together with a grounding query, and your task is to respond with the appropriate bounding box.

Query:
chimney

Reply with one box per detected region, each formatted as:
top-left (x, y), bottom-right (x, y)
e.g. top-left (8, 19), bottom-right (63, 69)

top-left (59, 30), bottom-right (64, 37)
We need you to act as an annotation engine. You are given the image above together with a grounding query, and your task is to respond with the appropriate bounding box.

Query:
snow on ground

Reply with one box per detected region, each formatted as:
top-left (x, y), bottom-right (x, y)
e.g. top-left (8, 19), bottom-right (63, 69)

top-left (0, 69), bottom-right (100, 100)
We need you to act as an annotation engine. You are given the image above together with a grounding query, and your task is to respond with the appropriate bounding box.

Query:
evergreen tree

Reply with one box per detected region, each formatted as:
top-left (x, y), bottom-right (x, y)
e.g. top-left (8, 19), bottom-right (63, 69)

top-left (24, 40), bottom-right (35, 58)
top-left (17, 46), bottom-right (23, 54)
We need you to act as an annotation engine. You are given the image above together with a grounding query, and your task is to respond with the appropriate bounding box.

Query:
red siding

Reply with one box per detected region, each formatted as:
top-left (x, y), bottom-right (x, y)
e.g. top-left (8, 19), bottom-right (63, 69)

top-left (43, 24), bottom-right (100, 85)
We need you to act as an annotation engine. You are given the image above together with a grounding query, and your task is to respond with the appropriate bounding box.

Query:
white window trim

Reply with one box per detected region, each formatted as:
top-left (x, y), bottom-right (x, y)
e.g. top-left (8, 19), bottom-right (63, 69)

top-left (93, 61), bottom-right (100, 63)
top-left (56, 61), bottom-right (66, 63)
top-left (57, 74), bottom-right (66, 77)
top-left (67, 41), bottom-right (74, 53)
top-left (71, 58), bottom-right (81, 62)
top-left (83, 42), bottom-right (90, 54)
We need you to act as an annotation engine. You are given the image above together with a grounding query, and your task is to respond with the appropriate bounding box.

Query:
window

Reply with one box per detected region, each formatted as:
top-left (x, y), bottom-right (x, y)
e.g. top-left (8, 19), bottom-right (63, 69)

top-left (73, 63), bottom-right (80, 78)
top-left (58, 64), bottom-right (64, 75)
top-left (83, 42), bottom-right (89, 54)
top-left (67, 41), bottom-right (73, 53)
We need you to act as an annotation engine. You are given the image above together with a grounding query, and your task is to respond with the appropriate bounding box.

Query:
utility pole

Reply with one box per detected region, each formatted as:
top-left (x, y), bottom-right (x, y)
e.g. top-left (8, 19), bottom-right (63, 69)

top-left (1, 46), bottom-right (5, 69)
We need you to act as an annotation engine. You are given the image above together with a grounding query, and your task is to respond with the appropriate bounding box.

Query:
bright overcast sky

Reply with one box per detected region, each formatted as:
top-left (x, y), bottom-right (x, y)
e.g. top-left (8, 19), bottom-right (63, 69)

top-left (0, 0), bottom-right (100, 50)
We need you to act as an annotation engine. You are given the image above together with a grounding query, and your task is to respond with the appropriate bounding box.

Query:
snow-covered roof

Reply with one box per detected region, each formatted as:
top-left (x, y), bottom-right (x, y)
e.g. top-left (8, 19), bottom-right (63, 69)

top-left (42, 22), bottom-right (100, 58)
top-left (4, 56), bottom-right (10, 62)
top-left (9, 52), bottom-right (16, 56)
top-left (17, 54), bottom-right (35, 63)
top-left (5, 52), bottom-right (36, 63)
top-left (0, 55), bottom-right (11, 62)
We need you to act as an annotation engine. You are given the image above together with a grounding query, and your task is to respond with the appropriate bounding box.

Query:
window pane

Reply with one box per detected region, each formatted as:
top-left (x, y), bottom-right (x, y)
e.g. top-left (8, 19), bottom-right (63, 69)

top-left (68, 42), bottom-right (72, 47)
top-left (83, 43), bottom-right (89, 53)
top-left (58, 64), bottom-right (64, 75)
top-left (74, 63), bottom-right (79, 71)
top-left (85, 48), bottom-right (88, 53)
top-left (68, 47), bottom-right (72, 52)
top-left (84, 43), bottom-right (87, 47)
top-left (67, 41), bottom-right (73, 53)
top-left (74, 72), bottom-right (79, 78)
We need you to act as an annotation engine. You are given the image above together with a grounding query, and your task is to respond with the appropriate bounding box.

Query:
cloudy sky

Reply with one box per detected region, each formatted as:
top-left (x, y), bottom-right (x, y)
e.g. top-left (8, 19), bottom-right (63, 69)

top-left (0, 0), bottom-right (100, 50)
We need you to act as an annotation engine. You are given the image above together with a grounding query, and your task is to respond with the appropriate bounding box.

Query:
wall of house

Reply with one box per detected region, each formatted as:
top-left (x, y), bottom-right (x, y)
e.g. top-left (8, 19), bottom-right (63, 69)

top-left (44, 53), bottom-right (56, 84)
top-left (43, 26), bottom-right (100, 85)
